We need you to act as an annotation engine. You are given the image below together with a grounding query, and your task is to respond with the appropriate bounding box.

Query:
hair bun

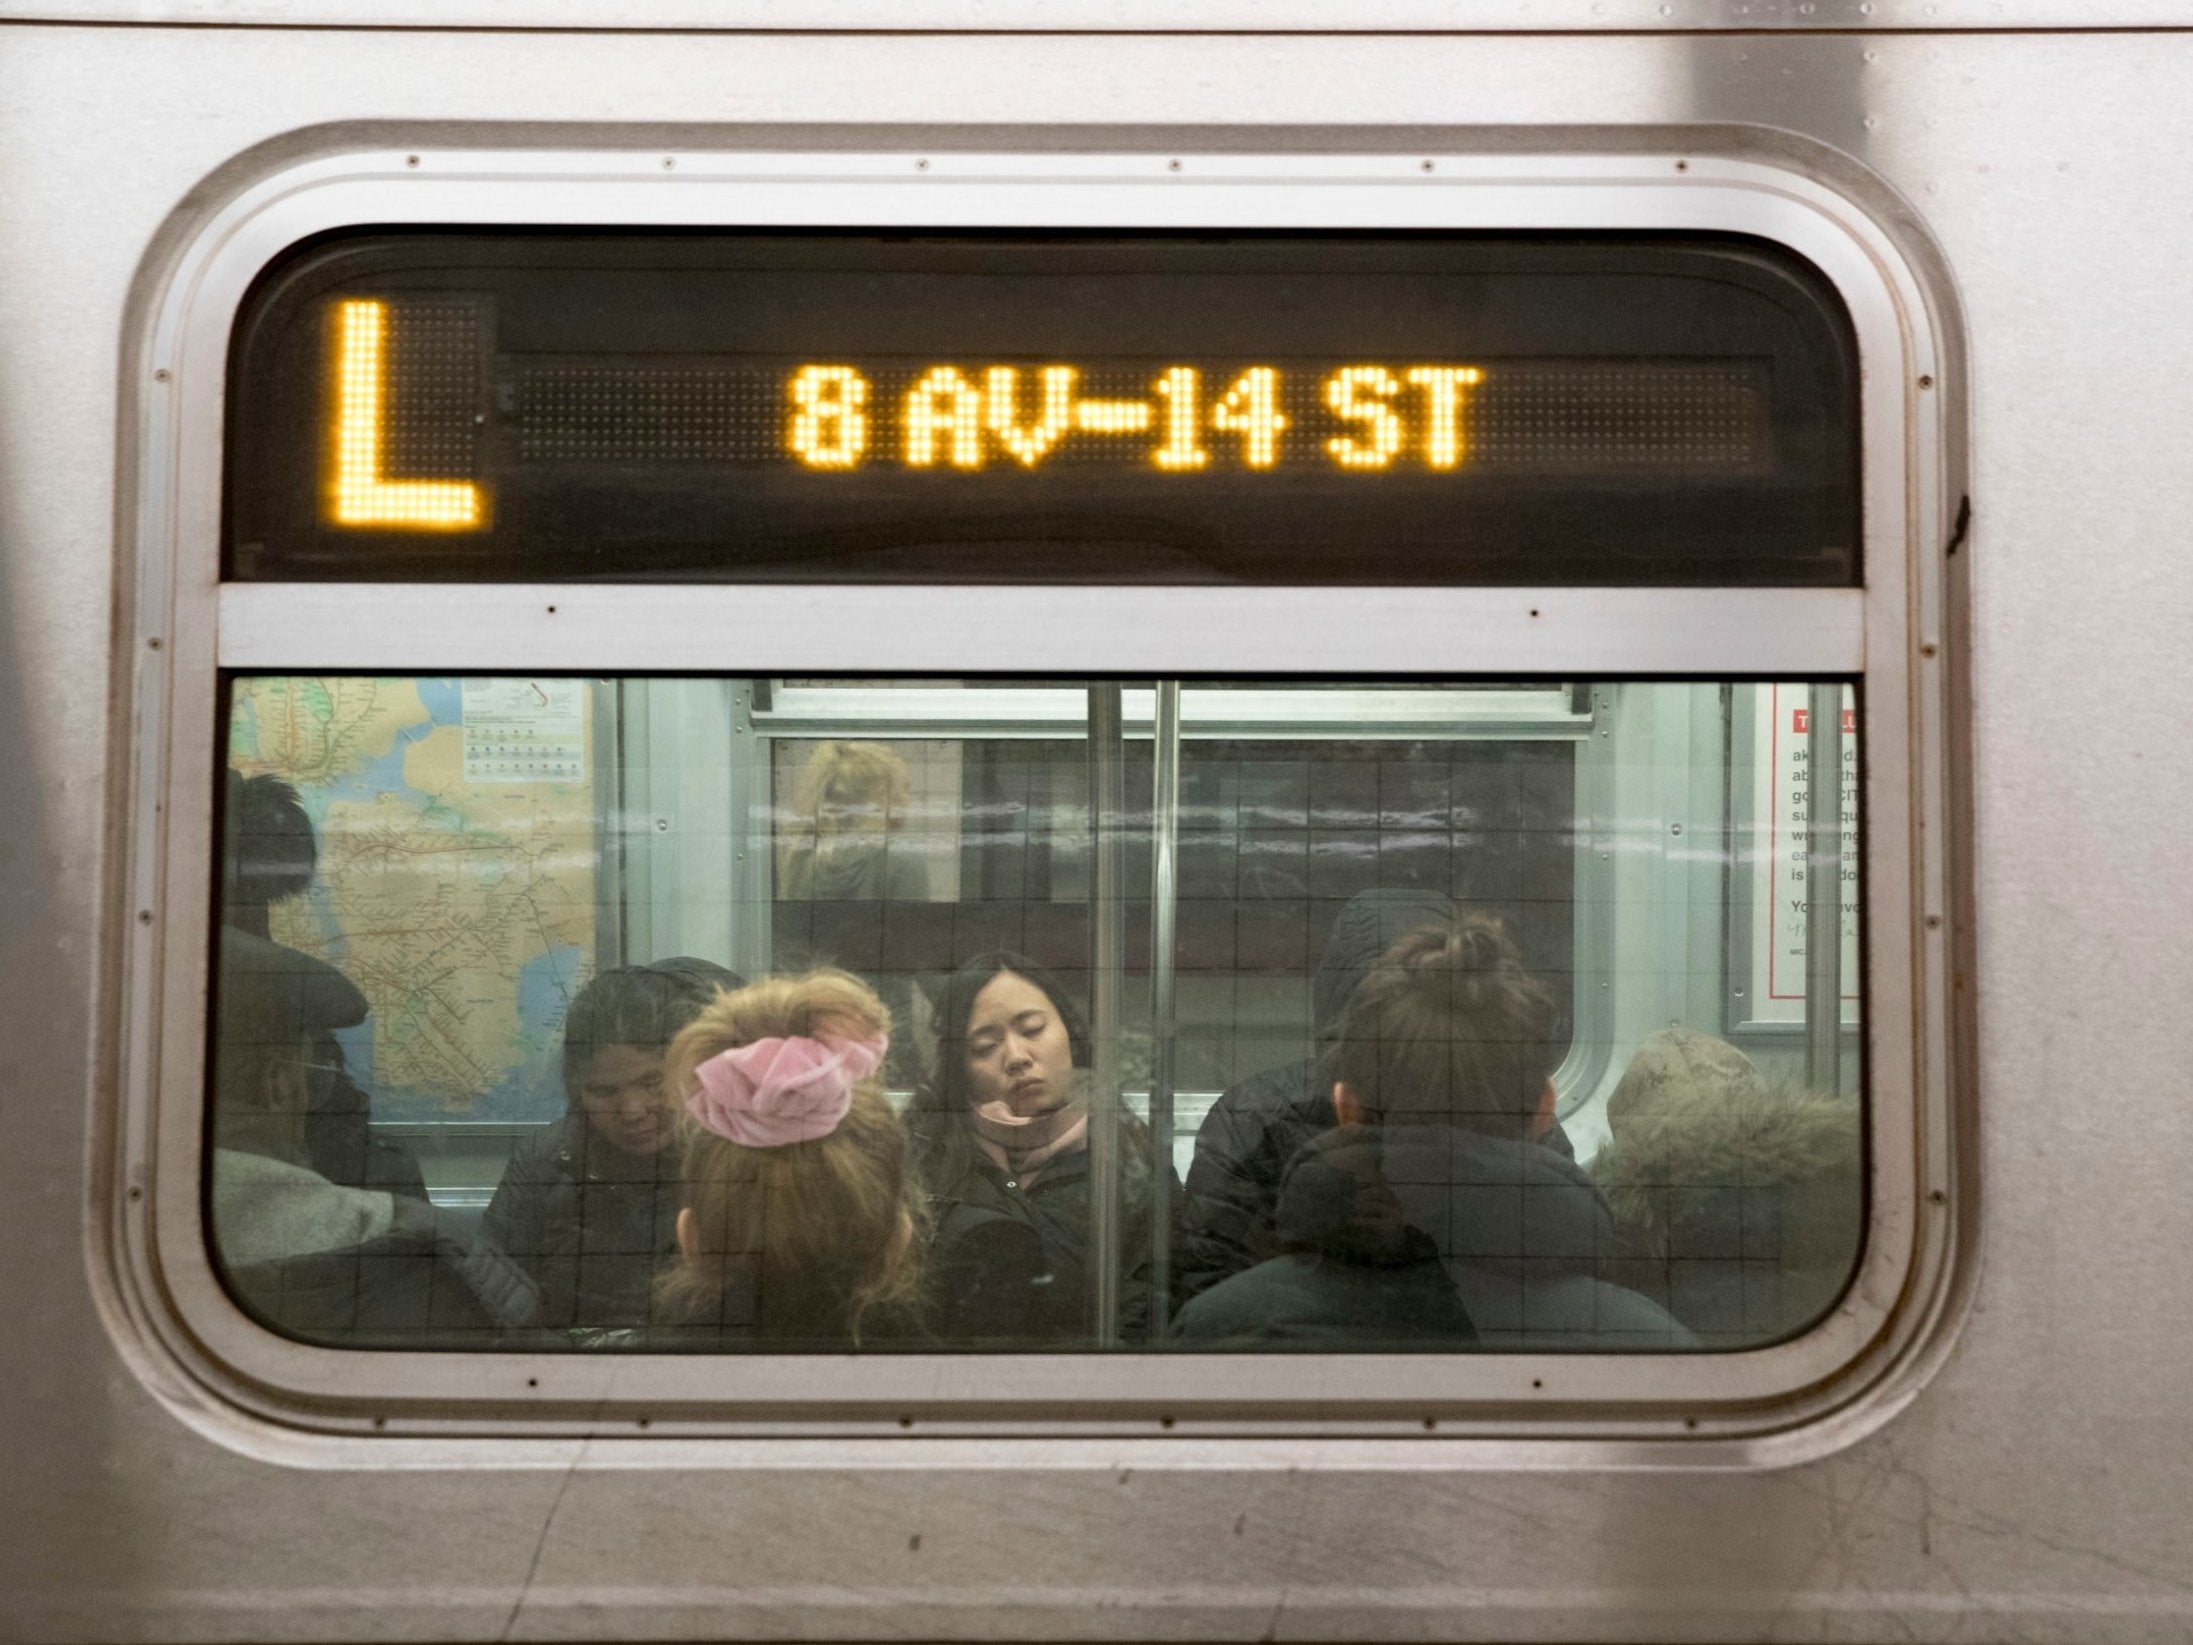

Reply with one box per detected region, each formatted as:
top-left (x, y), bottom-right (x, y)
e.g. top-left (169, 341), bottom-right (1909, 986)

top-left (688, 1032), bottom-right (887, 1148)
top-left (1446, 916), bottom-right (1518, 974)
top-left (1387, 911), bottom-right (1522, 979)
top-left (1330, 910), bottom-right (1560, 1137)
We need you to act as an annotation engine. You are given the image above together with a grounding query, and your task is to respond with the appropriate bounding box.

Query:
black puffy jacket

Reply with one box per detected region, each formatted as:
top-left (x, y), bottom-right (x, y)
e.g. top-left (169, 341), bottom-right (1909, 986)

top-left (927, 1141), bottom-right (1176, 1345)
top-left (1173, 1124), bottom-right (1685, 1350)
top-left (481, 1113), bottom-right (683, 1330)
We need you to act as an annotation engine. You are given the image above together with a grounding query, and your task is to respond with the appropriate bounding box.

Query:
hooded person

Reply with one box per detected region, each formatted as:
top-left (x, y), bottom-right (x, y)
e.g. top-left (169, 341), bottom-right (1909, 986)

top-left (1173, 888), bottom-right (1575, 1309)
top-left (1590, 1027), bottom-right (1863, 1346)
top-left (482, 957), bottom-right (743, 1330)
top-left (210, 931), bottom-right (536, 1343)
top-left (1173, 915), bottom-right (1687, 1350)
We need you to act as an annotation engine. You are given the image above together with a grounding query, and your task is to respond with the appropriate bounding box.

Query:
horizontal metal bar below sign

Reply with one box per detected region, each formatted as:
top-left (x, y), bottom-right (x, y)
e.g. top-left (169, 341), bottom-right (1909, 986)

top-left (752, 685), bottom-right (1591, 740)
top-left (216, 583), bottom-right (1867, 677)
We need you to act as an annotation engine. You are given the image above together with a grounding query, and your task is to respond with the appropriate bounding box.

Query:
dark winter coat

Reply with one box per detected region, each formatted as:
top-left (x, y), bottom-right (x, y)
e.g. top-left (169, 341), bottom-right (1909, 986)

top-left (1173, 1124), bottom-right (1688, 1350)
top-left (1174, 889), bottom-right (1573, 1307)
top-left (927, 1141), bottom-right (1176, 1345)
top-left (481, 1113), bottom-right (683, 1330)
top-left (1165, 1128), bottom-right (1478, 1347)
top-left (1591, 1076), bottom-right (1862, 1347)
top-left (302, 1040), bottom-right (429, 1201)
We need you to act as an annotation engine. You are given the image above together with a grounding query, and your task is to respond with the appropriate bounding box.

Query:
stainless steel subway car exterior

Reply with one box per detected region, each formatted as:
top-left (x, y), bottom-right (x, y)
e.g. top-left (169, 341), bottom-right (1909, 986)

top-left (3, 3), bottom-right (2187, 1640)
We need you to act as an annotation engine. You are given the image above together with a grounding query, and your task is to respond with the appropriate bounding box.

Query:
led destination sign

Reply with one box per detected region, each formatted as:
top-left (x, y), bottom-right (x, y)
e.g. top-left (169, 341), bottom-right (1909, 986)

top-left (231, 233), bottom-right (1860, 585)
top-left (785, 362), bottom-right (1483, 474)
top-left (333, 296), bottom-right (1500, 527)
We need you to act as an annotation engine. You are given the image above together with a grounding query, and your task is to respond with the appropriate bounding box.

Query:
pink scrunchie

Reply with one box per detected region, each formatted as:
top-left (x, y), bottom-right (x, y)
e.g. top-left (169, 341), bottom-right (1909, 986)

top-left (687, 1033), bottom-right (887, 1148)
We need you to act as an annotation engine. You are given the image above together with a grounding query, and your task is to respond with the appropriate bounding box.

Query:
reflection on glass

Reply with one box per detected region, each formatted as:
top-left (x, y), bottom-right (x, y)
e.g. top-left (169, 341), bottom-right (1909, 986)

top-left (208, 676), bottom-right (1862, 1354)
top-left (776, 740), bottom-right (929, 903)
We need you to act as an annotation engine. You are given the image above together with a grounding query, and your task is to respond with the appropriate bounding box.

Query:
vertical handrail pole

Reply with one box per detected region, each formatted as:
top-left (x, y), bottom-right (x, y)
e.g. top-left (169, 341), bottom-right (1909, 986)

top-left (1146, 680), bottom-right (1182, 1333)
top-left (1087, 682), bottom-right (1125, 1346)
top-left (1804, 681), bottom-right (1845, 1094)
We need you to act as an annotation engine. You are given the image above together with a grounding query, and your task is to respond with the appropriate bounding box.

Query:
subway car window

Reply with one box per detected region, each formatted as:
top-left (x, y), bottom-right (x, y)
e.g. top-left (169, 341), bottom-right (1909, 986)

top-left (210, 675), bottom-right (1863, 1354)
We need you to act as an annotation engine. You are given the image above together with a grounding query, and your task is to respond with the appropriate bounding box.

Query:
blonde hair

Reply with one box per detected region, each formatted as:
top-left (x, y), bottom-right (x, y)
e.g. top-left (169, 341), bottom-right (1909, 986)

top-left (657, 969), bottom-right (926, 1343)
top-left (791, 740), bottom-right (910, 825)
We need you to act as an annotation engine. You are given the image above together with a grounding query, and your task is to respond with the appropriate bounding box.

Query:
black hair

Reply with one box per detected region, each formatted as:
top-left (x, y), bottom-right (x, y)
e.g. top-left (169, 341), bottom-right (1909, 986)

top-left (925, 952), bottom-right (1092, 1110)
top-left (559, 958), bottom-right (742, 1109)
top-left (221, 770), bottom-right (318, 933)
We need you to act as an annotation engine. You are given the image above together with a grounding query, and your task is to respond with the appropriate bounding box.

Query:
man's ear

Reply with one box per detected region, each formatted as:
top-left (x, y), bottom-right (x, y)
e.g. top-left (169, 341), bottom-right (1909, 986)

top-left (1332, 1082), bottom-right (1368, 1128)
top-left (1531, 1077), bottom-right (1560, 1139)
top-left (676, 1206), bottom-right (699, 1265)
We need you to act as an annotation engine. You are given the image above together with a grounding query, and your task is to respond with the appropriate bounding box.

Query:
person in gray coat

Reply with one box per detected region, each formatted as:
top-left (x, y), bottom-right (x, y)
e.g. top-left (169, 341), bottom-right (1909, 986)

top-left (1174, 914), bottom-right (1687, 1351)
top-left (211, 930), bottom-right (536, 1344)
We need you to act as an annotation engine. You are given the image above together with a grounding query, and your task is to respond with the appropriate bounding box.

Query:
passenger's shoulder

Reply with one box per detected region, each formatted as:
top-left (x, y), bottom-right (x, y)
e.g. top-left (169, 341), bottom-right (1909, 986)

top-left (1171, 1254), bottom-right (1319, 1339)
top-left (498, 1116), bottom-right (583, 1178)
top-left (1211, 1057), bottom-right (1317, 1116)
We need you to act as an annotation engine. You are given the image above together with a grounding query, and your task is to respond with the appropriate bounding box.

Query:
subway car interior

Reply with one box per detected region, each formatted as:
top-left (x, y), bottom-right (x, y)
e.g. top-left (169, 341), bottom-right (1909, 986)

top-left (221, 672), bottom-right (1863, 1354)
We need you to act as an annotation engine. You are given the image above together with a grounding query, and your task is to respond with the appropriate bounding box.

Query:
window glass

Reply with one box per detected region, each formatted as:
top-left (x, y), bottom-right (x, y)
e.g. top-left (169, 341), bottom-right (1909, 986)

top-left (211, 676), bottom-right (1862, 1353)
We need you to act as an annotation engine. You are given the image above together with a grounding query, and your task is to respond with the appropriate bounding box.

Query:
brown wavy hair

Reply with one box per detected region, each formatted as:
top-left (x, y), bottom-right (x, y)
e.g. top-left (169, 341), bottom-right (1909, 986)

top-left (656, 969), bottom-right (926, 1344)
top-left (1329, 914), bottom-right (1562, 1141)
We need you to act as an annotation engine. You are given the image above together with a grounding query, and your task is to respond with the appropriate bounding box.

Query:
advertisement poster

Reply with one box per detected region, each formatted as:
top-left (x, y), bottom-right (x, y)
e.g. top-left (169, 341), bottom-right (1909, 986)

top-left (1747, 682), bottom-right (1860, 1026)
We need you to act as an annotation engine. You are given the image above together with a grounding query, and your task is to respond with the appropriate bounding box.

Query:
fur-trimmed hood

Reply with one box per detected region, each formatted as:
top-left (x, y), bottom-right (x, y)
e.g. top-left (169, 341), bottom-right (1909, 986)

top-left (1592, 1071), bottom-right (1861, 1264)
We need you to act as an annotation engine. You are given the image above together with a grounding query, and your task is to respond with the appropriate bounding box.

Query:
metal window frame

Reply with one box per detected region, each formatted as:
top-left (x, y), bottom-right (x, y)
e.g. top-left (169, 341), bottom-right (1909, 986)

top-left (111, 141), bottom-right (1961, 1459)
top-left (6, 1), bottom-right (2182, 31)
